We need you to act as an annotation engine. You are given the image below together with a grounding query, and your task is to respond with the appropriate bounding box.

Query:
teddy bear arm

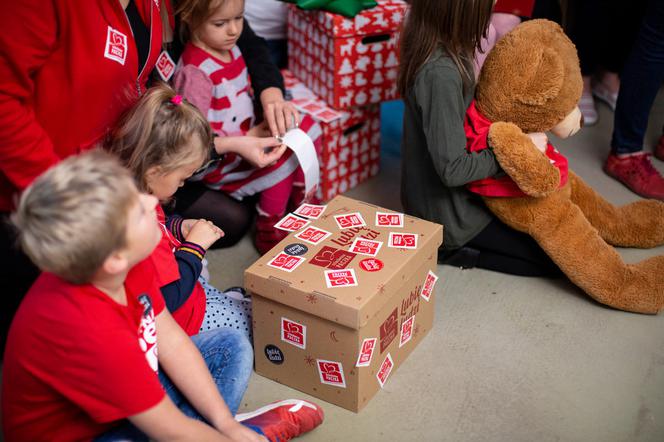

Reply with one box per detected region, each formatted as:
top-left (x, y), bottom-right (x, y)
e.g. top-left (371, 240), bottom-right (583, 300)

top-left (488, 122), bottom-right (560, 197)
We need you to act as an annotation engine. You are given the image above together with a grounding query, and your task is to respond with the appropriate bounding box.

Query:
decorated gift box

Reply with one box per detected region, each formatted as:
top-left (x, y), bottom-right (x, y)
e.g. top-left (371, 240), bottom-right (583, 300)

top-left (283, 69), bottom-right (380, 201)
top-left (287, 0), bottom-right (407, 109)
top-left (245, 196), bottom-right (443, 412)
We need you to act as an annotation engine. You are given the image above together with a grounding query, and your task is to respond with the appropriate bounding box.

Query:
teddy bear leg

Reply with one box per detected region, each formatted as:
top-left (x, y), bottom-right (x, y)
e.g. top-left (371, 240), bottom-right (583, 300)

top-left (529, 198), bottom-right (664, 314)
top-left (568, 171), bottom-right (664, 248)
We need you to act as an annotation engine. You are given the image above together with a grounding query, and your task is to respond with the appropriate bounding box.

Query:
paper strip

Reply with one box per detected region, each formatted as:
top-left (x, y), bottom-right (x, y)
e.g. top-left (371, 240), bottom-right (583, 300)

top-left (281, 128), bottom-right (320, 197)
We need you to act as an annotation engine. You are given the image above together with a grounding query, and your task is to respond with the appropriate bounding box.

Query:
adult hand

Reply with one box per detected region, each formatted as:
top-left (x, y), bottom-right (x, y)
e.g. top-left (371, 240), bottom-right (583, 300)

top-left (184, 219), bottom-right (224, 250)
top-left (219, 418), bottom-right (268, 442)
top-left (234, 136), bottom-right (288, 169)
top-left (260, 87), bottom-right (300, 137)
top-left (526, 132), bottom-right (548, 153)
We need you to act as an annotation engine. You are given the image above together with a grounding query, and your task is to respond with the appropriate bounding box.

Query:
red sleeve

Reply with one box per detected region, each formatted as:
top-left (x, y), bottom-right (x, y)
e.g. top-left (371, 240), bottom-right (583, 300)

top-left (173, 64), bottom-right (214, 122)
top-left (0, 0), bottom-right (61, 191)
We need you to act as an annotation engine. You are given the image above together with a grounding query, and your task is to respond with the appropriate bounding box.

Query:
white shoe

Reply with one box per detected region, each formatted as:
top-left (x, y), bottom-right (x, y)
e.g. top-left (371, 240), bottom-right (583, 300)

top-left (579, 90), bottom-right (598, 126)
top-left (593, 82), bottom-right (618, 111)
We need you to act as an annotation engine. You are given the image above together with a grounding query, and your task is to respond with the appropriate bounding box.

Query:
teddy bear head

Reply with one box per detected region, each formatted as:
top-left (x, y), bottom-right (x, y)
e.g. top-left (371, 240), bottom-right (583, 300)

top-left (475, 19), bottom-right (583, 138)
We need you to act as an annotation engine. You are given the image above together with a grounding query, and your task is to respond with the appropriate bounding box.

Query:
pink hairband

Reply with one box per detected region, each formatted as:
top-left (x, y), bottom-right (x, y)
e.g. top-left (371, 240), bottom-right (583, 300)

top-left (171, 95), bottom-right (183, 105)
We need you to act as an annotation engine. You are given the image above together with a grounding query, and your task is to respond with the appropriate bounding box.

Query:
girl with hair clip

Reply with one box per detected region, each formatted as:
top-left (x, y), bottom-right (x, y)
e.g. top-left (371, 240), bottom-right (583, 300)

top-left (107, 84), bottom-right (254, 340)
top-left (399, 0), bottom-right (560, 277)
top-left (172, 0), bottom-right (323, 255)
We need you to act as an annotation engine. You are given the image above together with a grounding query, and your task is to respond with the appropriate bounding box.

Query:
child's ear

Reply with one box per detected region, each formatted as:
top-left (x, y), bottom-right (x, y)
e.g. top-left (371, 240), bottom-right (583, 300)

top-left (102, 251), bottom-right (130, 276)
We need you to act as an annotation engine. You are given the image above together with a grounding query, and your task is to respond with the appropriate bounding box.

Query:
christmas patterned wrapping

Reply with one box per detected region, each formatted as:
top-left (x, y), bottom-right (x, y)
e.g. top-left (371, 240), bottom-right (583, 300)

top-left (287, 0), bottom-right (407, 109)
top-left (283, 70), bottom-right (381, 201)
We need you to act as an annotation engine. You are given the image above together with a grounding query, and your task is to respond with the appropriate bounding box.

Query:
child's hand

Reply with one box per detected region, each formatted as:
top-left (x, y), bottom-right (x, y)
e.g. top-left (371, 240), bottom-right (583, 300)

top-left (527, 132), bottom-right (548, 153)
top-left (264, 100), bottom-right (300, 138)
top-left (221, 420), bottom-right (268, 442)
top-left (181, 219), bottom-right (198, 237)
top-left (184, 219), bottom-right (224, 250)
top-left (235, 136), bottom-right (288, 168)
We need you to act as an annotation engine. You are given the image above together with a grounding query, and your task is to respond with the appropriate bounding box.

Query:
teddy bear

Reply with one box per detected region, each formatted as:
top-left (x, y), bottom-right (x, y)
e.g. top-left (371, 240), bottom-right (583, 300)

top-left (468, 19), bottom-right (664, 314)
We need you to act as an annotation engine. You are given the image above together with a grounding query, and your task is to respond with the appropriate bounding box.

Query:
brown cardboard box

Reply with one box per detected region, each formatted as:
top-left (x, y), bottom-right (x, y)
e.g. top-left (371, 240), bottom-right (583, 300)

top-left (245, 196), bottom-right (443, 412)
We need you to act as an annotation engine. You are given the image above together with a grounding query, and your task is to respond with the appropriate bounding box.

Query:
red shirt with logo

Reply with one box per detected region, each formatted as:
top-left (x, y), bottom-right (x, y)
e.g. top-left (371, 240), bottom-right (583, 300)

top-left (0, 0), bottom-right (171, 211)
top-left (1, 258), bottom-right (166, 442)
top-left (464, 100), bottom-right (568, 197)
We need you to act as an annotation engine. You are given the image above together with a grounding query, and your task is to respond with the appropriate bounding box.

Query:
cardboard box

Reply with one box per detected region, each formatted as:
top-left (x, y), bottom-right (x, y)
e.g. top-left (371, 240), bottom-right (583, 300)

top-left (287, 0), bottom-right (407, 109)
top-left (245, 196), bottom-right (443, 412)
top-left (283, 70), bottom-right (381, 201)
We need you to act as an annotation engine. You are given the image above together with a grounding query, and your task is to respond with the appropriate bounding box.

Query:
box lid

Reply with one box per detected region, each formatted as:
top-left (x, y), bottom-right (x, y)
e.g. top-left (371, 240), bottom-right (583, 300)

top-left (288, 0), bottom-right (407, 38)
top-left (245, 196), bottom-right (443, 330)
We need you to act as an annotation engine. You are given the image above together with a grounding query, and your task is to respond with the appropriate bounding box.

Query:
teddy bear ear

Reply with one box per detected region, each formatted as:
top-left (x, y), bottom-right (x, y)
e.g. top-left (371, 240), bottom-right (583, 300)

top-left (515, 46), bottom-right (565, 107)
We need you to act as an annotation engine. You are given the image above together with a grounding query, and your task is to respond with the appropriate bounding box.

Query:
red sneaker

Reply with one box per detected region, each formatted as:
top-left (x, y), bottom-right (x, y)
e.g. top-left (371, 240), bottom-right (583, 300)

top-left (655, 134), bottom-right (664, 162)
top-left (236, 399), bottom-right (324, 442)
top-left (604, 152), bottom-right (664, 200)
top-left (255, 214), bottom-right (289, 255)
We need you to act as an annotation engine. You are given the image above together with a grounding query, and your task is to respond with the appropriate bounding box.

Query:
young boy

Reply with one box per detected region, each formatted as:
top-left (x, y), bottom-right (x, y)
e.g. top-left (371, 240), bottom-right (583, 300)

top-left (1, 151), bottom-right (323, 441)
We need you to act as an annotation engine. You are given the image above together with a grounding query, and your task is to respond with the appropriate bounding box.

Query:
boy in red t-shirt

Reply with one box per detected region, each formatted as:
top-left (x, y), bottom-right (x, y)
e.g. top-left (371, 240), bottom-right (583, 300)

top-left (1, 151), bottom-right (323, 442)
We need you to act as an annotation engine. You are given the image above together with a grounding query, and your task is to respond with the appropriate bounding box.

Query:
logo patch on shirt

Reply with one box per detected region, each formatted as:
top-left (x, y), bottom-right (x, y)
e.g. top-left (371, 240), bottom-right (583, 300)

top-left (156, 51), bottom-right (175, 81)
top-left (104, 26), bottom-right (128, 65)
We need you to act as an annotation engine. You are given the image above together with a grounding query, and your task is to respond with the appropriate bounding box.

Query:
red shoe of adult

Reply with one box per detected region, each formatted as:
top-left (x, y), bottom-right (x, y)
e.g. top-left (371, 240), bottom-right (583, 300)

top-left (604, 152), bottom-right (664, 200)
top-left (254, 214), bottom-right (289, 255)
top-left (235, 399), bottom-right (325, 442)
top-left (655, 134), bottom-right (664, 161)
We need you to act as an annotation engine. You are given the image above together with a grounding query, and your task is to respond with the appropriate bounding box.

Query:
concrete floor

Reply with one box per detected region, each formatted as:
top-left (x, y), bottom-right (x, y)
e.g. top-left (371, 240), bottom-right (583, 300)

top-left (206, 92), bottom-right (664, 442)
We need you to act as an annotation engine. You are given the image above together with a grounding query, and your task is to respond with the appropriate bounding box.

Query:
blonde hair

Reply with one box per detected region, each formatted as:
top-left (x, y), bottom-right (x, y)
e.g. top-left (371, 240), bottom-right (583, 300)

top-left (12, 151), bottom-right (138, 284)
top-left (177, 0), bottom-right (226, 42)
top-left (106, 83), bottom-right (212, 193)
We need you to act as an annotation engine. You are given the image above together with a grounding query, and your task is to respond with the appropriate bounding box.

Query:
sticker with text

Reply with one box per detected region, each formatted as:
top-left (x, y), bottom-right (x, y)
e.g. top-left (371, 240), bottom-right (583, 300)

top-left (334, 212), bottom-right (366, 229)
top-left (359, 258), bottom-right (384, 272)
top-left (104, 26), bottom-right (128, 65)
top-left (294, 226), bottom-right (332, 245)
top-left (376, 353), bottom-right (394, 388)
top-left (317, 359), bottom-right (346, 388)
top-left (388, 232), bottom-right (418, 249)
top-left (274, 214), bottom-right (310, 232)
top-left (293, 203), bottom-right (327, 219)
top-left (267, 253), bottom-right (305, 272)
top-left (281, 317), bottom-right (306, 349)
top-left (324, 269), bottom-right (358, 288)
top-left (399, 316), bottom-right (415, 348)
top-left (420, 271), bottom-right (439, 302)
top-left (375, 212), bottom-right (404, 228)
top-left (356, 338), bottom-right (377, 367)
top-left (309, 246), bottom-right (356, 269)
top-left (349, 238), bottom-right (383, 257)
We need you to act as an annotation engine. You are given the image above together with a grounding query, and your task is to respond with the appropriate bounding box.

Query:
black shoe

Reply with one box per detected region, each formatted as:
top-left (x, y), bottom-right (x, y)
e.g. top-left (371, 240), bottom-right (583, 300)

top-left (438, 247), bottom-right (480, 269)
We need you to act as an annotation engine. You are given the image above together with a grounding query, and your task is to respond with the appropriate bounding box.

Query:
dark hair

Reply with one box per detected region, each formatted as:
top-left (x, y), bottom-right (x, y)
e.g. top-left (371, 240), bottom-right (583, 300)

top-left (397, 0), bottom-right (494, 97)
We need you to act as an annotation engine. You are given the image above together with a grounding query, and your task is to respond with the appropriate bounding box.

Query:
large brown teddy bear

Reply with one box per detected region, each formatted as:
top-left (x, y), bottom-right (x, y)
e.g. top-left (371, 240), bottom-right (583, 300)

top-left (471, 19), bottom-right (664, 314)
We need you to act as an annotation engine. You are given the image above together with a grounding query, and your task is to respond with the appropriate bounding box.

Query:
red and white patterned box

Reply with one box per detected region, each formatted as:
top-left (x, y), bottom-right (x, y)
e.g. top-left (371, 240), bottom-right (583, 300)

top-left (287, 0), bottom-right (407, 109)
top-left (283, 70), bottom-right (381, 201)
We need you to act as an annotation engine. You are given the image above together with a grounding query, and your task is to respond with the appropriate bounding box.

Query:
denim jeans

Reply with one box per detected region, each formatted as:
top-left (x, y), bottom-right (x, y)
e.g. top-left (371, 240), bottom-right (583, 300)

top-left (611, 0), bottom-right (664, 154)
top-left (95, 328), bottom-right (262, 441)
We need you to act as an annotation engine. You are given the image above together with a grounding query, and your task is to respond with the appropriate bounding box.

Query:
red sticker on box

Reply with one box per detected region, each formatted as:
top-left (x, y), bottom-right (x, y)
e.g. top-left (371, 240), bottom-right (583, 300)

top-left (293, 203), bottom-right (327, 219)
top-left (324, 269), bottom-right (358, 288)
top-left (388, 232), bottom-right (418, 249)
top-left (281, 317), bottom-right (306, 349)
top-left (294, 226), bottom-right (332, 245)
top-left (349, 238), bottom-right (383, 257)
top-left (376, 353), bottom-right (394, 388)
top-left (399, 316), bottom-right (415, 348)
top-left (375, 212), bottom-right (404, 228)
top-left (420, 270), bottom-right (439, 302)
top-left (317, 359), bottom-right (346, 388)
top-left (356, 338), bottom-right (377, 367)
top-left (334, 212), bottom-right (366, 229)
top-left (267, 253), bottom-right (305, 272)
top-left (359, 258), bottom-right (384, 272)
top-left (379, 308), bottom-right (398, 353)
top-left (309, 246), bottom-right (356, 269)
top-left (274, 214), bottom-right (310, 232)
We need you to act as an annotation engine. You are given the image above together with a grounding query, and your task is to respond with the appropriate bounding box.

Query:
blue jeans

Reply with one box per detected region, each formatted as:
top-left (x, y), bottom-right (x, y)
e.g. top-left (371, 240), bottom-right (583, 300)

top-left (95, 328), bottom-right (262, 441)
top-left (611, 0), bottom-right (664, 154)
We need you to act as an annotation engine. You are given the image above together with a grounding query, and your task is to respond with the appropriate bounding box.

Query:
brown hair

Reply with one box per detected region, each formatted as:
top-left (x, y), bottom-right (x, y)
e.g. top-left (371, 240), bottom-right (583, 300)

top-left (12, 151), bottom-right (137, 284)
top-left (176, 0), bottom-right (226, 42)
top-left (397, 0), bottom-right (494, 97)
top-left (106, 83), bottom-right (212, 193)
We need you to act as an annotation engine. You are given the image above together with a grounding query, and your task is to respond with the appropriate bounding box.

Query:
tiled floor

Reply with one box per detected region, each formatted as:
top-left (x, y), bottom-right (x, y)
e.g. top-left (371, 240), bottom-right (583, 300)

top-left (206, 91), bottom-right (664, 442)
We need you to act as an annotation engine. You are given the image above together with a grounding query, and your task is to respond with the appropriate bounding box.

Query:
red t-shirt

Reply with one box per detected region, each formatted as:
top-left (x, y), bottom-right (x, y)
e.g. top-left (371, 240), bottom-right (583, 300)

top-left (1, 258), bottom-right (166, 442)
top-left (464, 100), bottom-right (568, 197)
top-left (154, 205), bottom-right (206, 336)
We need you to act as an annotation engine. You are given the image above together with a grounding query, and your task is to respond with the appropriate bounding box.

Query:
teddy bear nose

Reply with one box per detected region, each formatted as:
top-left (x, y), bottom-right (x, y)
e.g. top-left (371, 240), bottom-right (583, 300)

top-left (580, 114), bottom-right (585, 128)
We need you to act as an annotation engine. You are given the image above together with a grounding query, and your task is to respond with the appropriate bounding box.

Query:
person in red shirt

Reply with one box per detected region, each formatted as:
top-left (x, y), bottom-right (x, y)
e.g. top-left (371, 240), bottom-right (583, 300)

top-left (2, 151), bottom-right (324, 442)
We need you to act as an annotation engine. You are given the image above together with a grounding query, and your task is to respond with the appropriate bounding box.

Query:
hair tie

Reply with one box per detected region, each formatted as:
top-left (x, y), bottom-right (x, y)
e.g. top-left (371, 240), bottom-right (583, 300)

top-left (170, 95), bottom-right (183, 105)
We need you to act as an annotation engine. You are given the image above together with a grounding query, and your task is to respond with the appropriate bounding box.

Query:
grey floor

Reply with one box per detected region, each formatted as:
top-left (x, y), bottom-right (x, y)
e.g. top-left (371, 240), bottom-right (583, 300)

top-left (206, 91), bottom-right (664, 442)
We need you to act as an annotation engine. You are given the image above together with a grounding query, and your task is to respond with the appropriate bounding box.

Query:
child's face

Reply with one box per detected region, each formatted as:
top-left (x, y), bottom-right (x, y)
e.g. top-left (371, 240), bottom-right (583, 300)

top-left (196, 0), bottom-right (245, 53)
top-left (123, 192), bottom-right (162, 265)
top-left (147, 158), bottom-right (204, 201)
